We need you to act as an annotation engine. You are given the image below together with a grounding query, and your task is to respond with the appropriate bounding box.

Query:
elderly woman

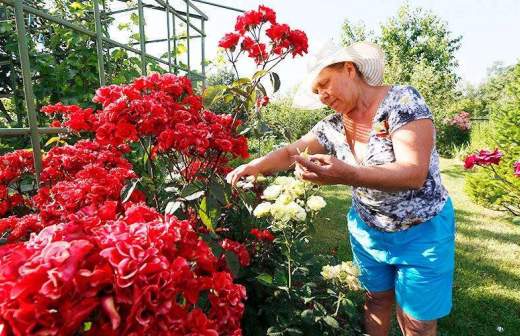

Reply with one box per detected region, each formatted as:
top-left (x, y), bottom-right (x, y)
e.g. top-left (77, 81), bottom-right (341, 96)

top-left (226, 41), bottom-right (455, 336)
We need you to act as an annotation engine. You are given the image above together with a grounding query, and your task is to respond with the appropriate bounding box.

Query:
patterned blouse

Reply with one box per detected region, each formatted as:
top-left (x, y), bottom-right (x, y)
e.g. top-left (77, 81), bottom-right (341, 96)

top-left (310, 85), bottom-right (449, 232)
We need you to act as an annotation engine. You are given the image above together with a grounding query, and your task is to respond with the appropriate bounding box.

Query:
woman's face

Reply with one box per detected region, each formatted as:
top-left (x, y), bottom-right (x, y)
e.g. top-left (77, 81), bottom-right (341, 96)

top-left (311, 62), bottom-right (361, 114)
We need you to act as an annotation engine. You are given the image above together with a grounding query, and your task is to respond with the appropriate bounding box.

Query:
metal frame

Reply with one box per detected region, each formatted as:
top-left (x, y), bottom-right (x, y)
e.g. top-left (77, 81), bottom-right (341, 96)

top-left (0, 0), bottom-right (244, 183)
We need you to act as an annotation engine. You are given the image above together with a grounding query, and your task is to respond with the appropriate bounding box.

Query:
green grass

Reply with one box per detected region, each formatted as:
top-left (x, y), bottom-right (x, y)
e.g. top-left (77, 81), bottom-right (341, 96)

top-left (310, 158), bottom-right (520, 336)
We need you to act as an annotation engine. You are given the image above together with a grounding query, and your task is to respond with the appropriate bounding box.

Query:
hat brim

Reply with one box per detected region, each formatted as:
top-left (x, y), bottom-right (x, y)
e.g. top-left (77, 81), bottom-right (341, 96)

top-left (292, 41), bottom-right (385, 109)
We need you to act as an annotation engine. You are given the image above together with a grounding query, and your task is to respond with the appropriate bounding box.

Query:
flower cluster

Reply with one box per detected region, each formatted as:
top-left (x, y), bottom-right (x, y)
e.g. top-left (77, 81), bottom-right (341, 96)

top-left (249, 228), bottom-right (275, 242)
top-left (218, 5), bottom-right (308, 64)
top-left (464, 148), bottom-right (503, 169)
top-left (42, 73), bottom-right (249, 162)
top-left (221, 238), bottom-right (251, 267)
top-left (321, 261), bottom-right (362, 291)
top-left (0, 205), bottom-right (246, 335)
top-left (448, 111), bottom-right (471, 131)
top-left (0, 150), bottom-right (34, 217)
top-left (253, 175), bottom-right (326, 228)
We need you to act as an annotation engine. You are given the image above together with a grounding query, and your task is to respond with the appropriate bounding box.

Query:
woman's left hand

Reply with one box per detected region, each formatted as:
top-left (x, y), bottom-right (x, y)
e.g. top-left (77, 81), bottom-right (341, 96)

top-left (293, 154), bottom-right (356, 185)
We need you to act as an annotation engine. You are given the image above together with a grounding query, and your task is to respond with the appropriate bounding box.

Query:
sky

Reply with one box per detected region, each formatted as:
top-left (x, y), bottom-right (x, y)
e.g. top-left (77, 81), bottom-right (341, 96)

top-left (113, 0), bottom-right (520, 95)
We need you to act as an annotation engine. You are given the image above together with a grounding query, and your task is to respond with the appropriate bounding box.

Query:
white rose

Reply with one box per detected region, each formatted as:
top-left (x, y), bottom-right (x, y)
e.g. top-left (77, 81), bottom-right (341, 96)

top-left (277, 192), bottom-right (294, 205)
top-left (270, 201), bottom-right (291, 222)
top-left (253, 202), bottom-right (272, 218)
top-left (307, 195), bottom-right (326, 211)
top-left (289, 180), bottom-right (306, 197)
top-left (286, 202), bottom-right (307, 222)
top-left (274, 176), bottom-right (295, 186)
top-left (262, 185), bottom-right (282, 201)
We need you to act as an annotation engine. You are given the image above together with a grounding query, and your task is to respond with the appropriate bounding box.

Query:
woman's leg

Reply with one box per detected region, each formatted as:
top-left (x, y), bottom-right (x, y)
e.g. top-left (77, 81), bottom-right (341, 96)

top-left (396, 306), bottom-right (437, 336)
top-left (364, 289), bottom-right (395, 336)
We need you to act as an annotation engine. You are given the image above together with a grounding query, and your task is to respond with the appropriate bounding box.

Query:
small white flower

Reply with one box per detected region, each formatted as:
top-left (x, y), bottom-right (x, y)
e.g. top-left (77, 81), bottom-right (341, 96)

top-left (253, 202), bottom-right (272, 218)
top-left (262, 185), bottom-right (282, 200)
top-left (496, 326), bottom-right (504, 333)
top-left (307, 195), bottom-right (326, 211)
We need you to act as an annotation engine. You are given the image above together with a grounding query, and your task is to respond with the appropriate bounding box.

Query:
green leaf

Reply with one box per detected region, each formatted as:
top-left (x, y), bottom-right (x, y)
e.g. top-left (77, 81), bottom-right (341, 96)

top-left (175, 44), bottom-right (187, 56)
top-left (202, 85), bottom-right (226, 107)
top-left (70, 2), bottom-right (84, 11)
top-left (286, 328), bottom-right (304, 335)
top-left (256, 273), bottom-right (273, 286)
top-left (82, 321), bottom-right (92, 331)
top-left (322, 316), bottom-right (340, 329)
top-left (224, 250), bottom-right (240, 277)
top-left (232, 77), bottom-right (251, 87)
top-left (270, 72), bottom-right (281, 93)
top-left (252, 70), bottom-right (268, 81)
top-left (198, 197), bottom-right (218, 231)
top-left (256, 82), bottom-right (268, 97)
top-left (44, 136), bottom-right (64, 147)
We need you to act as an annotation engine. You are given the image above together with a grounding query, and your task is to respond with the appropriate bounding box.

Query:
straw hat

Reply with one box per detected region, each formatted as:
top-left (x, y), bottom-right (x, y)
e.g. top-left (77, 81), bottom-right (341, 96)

top-left (292, 39), bottom-right (385, 109)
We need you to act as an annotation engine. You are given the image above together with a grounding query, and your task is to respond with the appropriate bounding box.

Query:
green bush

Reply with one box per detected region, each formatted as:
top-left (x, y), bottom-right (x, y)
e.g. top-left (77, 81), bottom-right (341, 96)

top-left (464, 63), bottom-right (520, 216)
top-left (261, 99), bottom-right (330, 143)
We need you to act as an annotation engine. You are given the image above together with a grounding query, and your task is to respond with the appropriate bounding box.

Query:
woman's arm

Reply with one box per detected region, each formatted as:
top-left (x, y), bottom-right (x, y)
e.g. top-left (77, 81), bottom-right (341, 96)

top-left (293, 119), bottom-right (434, 192)
top-left (226, 132), bottom-right (327, 186)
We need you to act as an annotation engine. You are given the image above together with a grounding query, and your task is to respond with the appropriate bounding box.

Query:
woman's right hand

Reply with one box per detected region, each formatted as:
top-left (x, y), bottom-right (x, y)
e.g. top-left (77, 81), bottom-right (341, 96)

top-left (225, 163), bottom-right (261, 187)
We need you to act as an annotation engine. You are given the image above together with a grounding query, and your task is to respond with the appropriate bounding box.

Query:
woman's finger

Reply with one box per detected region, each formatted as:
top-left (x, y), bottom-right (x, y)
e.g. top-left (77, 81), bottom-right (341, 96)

top-left (293, 155), bottom-right (323, 173)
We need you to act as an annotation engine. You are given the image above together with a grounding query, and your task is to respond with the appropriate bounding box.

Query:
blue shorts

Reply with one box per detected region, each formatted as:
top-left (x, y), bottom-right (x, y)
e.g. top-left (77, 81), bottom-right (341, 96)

top-left (347, 198), bottom-right (455, 321)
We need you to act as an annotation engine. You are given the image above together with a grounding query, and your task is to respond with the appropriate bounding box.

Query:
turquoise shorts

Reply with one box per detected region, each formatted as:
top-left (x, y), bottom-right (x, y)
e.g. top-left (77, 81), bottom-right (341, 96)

top-left (347, 198), bottom-right (455, 321)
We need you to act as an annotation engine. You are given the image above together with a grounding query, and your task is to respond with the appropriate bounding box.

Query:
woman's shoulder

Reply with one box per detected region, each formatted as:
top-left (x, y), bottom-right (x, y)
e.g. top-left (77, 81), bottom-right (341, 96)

top-left (384, 85), bottom-right (428, 110)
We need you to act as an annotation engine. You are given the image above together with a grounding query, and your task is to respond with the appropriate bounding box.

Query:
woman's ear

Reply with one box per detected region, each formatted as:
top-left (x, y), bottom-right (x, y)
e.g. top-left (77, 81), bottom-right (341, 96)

top-left (344, 62), bottom-right (357, 80)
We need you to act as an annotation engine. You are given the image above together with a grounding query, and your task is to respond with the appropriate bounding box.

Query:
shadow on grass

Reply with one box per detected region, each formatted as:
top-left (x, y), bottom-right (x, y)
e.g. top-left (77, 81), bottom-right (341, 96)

top-left (440, 162), bottom-right (466, 179)
top-left (455, 208), bottom-right (520, 245)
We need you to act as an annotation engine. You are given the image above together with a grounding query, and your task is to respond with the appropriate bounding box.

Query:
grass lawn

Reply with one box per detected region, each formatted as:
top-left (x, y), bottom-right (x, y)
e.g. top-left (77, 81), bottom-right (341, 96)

top-left (310, 158), bottom-right (520, 336)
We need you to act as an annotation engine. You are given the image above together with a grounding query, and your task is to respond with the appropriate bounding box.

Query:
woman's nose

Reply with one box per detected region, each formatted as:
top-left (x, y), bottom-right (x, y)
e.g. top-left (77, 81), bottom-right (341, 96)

top-left (319, 90), bottom-right (329, 103)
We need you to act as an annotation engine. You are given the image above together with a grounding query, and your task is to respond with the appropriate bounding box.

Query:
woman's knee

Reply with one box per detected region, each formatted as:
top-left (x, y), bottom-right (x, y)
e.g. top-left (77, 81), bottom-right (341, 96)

top-left (397, 307), bottom-right (437, 336)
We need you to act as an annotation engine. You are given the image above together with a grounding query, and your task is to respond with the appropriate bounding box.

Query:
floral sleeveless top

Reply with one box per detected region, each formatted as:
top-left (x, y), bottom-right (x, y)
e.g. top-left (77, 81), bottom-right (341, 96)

top-left (310, 85), bottom-right (448, 232)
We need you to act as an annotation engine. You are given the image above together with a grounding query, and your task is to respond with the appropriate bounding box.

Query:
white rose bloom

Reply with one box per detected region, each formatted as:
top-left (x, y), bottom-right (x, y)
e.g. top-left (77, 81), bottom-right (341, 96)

top-left (270, 201), bottom-right (291, 222)
top-left (262, 185), bottom-right (282, 201)
top-left (253, 202), bottom-right (272, 218)
top-left (274, 176), bottom-right (295, 186)
top-left (289, 180), bottom-right (306, 197)
top-left (286, 202), bottom-right (306, 222)
top-left (307, 195), bottom-right (326, 211)
top-left (321, 265), bottom-right (341, 280)
top-left (277, 192), bottom-right (294, 205)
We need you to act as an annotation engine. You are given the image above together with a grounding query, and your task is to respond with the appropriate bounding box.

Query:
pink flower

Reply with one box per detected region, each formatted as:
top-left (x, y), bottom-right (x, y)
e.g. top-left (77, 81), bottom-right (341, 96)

top-left (514, 161), bottom-right (520, 177)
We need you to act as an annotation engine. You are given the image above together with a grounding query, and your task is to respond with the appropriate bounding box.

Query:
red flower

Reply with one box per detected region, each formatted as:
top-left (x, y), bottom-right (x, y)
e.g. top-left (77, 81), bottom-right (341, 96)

top-left (464, 148), bottom-right (503, 169)
top-left (250, 228), bottom-right (275, 242)
top-left (288, 29), bottom-right (309, 56)
top-left (219, 32), bottom-right (241, 50)
top-left (256, 96), bottom-right (269, 107)
top-left (464, 154), bottom-right (477, 169)
top-left (266, 23), bottom-right (290, 41)
top-left (514, 161), bottom-right (520, 177)
top-left (221, 238), bottom-right (250, 267)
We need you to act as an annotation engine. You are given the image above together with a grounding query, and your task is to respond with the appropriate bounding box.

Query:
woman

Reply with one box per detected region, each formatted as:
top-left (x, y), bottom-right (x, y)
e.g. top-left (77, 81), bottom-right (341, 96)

top-left (226, 41), bottom-right (455, 336)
